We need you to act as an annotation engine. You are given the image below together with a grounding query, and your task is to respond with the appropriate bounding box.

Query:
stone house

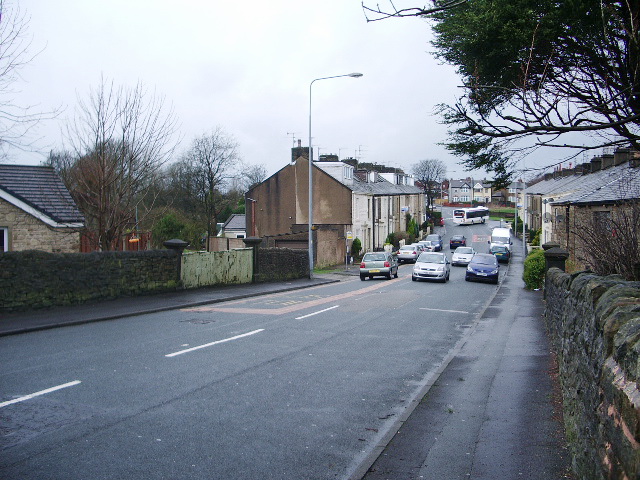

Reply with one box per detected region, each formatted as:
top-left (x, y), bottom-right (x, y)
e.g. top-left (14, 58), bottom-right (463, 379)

top-left (524, 148), bottom-right (640, 254)
top-left (245, 149), bottom-right (424, 267)
top-left (0, 164), bottom-right (84, 253)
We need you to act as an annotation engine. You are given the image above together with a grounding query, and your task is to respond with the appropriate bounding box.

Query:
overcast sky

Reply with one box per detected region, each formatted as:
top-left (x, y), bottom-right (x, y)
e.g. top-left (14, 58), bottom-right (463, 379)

top-left (9, 0), bottom-right (512, 180)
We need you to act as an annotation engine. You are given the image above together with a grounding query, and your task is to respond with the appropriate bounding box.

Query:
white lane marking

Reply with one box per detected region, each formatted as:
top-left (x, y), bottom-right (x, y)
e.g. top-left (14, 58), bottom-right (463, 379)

top-left (0, 380), bottom-right (82, 409)
top-left (165, 329), bottom-right (265, 357)
top-left (295, 305), bottom-right (340, 320)
top-left (419, 308), bottom-right (470, 314)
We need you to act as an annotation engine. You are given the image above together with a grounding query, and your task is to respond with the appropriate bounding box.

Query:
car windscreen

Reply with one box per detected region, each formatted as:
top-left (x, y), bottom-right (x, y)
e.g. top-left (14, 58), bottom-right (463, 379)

top-left (491, 246), bottom-right (508, 253)
top-left (418, 253), bottom-right (444, 263)
top-left (456, 247), bottom-right (473, 254)
top-left (473, 256), bottom-right (497, 265)
top-left (363, 253), bottom-right (386, 261)
top-left (492, 236), bottom-right (509, 244)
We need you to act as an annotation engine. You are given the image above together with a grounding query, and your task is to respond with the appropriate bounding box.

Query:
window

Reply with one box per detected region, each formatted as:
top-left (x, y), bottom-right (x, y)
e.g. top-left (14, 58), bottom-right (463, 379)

top-left (0, 227), bottom-right (7, 252)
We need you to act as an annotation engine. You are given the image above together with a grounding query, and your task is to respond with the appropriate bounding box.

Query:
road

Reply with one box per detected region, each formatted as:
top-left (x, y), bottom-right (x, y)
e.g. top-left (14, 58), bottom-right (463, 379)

top-left (1, 211), bottom-right (503, 480)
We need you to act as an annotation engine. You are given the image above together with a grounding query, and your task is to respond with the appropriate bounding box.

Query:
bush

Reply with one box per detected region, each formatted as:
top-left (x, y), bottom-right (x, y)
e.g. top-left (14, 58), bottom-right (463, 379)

top-left (351, 237), bottom-right (362, 257)
top-left (523, 249), bottom-right (546, 289)
top-left (530, 229), bottom-right (541, 246)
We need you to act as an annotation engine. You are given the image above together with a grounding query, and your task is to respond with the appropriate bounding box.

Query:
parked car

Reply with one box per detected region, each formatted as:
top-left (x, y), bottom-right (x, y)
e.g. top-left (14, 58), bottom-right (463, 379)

top-left (449, 235), bottom-right (467, 249)
top-left (490, 244), bottom-right (511, 263)
top-left (397, 245), bottom-right (420, 264)
top-left (451, 246), bottom-right (475, 266)
top-left (416, 240), bottom-right (435, 252)
top-left (412, 251), bottom-right (450, 282)
top-left (465, 253), bottom-right (500, 284)
top-left (360, 251), bottom-right (398, 280)
top-left (425, 233), bottom-right (443, 251)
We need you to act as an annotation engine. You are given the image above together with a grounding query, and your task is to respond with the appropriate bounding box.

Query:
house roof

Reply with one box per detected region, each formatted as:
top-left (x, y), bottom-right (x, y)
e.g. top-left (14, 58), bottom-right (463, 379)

top-left (349, 176), bottom-right (422, 195)
top-left (223, 214), bottom-right (246, 231)
top-left (525, 161), bottom-right (640, 205)
top-left (0, 164), bottom-right (84, 225)
top-left (553, 165), bottom-right (640, 205)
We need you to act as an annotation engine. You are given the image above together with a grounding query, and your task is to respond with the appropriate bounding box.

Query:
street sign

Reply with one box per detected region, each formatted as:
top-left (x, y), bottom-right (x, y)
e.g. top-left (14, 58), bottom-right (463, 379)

top-left (346, 231), bottom-right (353, 240)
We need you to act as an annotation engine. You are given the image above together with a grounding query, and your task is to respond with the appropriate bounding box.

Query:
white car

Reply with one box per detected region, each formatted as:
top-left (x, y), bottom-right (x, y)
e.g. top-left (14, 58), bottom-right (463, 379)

top-left (412, 251), bottom-right (451, 282)
top-left (451, 246), bottom-right (475, 266)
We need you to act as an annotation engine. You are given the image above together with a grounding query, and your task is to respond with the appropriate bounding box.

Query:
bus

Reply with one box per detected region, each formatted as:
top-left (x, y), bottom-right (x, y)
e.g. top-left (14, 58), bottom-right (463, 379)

top-left (453, 206), bottom-right (489, 225)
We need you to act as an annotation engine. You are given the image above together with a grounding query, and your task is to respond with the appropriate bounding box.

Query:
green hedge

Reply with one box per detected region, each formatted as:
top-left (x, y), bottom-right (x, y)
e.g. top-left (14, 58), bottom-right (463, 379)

top-left (523, 249), bottom-right (546, 290)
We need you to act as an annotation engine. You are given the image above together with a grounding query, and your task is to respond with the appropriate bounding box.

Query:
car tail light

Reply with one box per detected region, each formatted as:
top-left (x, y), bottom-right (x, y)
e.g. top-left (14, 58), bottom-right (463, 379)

top-left (360, 262), bottom-right (365, 268)
top-left (384, 261), bottom-right (390, 267)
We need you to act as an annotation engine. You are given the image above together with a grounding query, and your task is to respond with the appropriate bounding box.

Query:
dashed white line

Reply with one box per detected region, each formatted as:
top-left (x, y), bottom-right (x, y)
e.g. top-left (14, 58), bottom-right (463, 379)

top-left (419, 307), bottom-right (470, 314)
top-left (295, 305), bottom-right (340, 320)
top-left (0, 380), bottom-right (82, 408)
top-left (165, 329), bottom-right (265, 357)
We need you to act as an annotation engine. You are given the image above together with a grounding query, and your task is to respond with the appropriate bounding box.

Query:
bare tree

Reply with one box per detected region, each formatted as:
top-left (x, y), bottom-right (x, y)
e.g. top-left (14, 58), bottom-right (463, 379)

top-left (412, 158), bottom-right (446, 212)
top-left (242, 163), bottom-right (268, 191)
top-left (174, 127), bottom-right (241, 250)
top-left (0, 0), bottom-right (58, 155)
top-left (63, 77), bottom-right (178, 250)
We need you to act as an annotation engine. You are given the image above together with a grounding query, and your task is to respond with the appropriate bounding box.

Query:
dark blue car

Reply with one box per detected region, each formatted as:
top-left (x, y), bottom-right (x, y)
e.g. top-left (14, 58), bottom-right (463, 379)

top-left (465, 253), bottom-right (500, 284)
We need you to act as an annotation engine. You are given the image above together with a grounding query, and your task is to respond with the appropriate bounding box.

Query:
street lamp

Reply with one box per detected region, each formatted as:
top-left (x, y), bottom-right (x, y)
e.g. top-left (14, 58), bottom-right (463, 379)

top-left (308, 72), bottom-right (363, 278)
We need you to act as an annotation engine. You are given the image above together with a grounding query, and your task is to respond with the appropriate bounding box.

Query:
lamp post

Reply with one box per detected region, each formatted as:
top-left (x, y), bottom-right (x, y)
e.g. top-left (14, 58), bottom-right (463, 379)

top-left (308, 72), bottom-right (363, 278)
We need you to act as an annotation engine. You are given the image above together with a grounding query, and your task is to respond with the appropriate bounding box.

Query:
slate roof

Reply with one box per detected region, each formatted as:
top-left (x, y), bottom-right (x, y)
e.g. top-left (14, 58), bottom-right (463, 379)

top-left (525, 161), bottom-right (640, 205)
top-left (349, 176), bottom-right (422, 196)
top-left (553, 165), bottom-right (640, 205)
top-left (223, 214), bottom-right (246, 231)
top-left (0, 164), bottom-right (84, 224)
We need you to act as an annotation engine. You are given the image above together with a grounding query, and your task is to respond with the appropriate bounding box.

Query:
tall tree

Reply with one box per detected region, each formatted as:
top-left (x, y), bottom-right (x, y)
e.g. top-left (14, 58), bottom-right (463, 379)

top-left (173, 127), bottom-right (241, 250)
top-left (435, 0), bottom-right (640, 186)
top-left (412, 158), bottom-right (446, 212)
top-left (60, 78), bottom-right (178, 250)
top-left (364, 0), bottom-right (640, 187)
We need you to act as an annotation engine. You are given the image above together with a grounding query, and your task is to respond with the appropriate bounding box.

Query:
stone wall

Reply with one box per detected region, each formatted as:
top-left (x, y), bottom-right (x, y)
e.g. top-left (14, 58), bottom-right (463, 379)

top-left (0, 198), bottom-right (80, 253)
top-left (255, 247), bottom-right (308, 282)
top-left (545, 268), bottom-right (640, 479)
top-left (0, 250), bottom-right (180, 311)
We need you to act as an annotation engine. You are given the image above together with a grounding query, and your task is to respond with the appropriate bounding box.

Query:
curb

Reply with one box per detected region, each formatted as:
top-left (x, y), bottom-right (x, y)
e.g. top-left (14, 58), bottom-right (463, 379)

top-left (0, 278), bottom-right (340, 337)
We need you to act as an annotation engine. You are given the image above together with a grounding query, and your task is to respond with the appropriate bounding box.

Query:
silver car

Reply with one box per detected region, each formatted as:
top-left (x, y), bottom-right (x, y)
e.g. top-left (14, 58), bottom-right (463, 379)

top-left (397, 245), bottom-right (419, 264)
top-left (451, 246), bottom-right (475, 266)
top-left (416, 240), bottom-right (435, 252)
top-left (412, 251), bottom-right (451, 282)
top-left (360, 252), bottom-right (399, 280)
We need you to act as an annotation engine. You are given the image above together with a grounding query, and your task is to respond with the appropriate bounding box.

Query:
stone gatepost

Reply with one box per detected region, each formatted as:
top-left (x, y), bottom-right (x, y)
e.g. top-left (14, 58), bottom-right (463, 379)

top-left (163, 239), bottom-right (190, 286)
top-left (543, 246), bottom-right (570, 273)
top-left (242, 237), bottom-right (263, 283)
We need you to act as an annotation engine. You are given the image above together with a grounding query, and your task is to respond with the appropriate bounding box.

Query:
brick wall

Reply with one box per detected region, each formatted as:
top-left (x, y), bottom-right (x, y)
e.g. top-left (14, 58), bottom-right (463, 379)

top-left (545, 269), bottom-right (640, 479)
top-left (0, 198), bottom-right (80, 253)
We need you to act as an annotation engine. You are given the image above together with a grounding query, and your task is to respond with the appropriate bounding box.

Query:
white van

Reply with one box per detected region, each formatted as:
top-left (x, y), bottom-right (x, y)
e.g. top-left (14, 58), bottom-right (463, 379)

top-left (489, 227), bottom-right (512, 251)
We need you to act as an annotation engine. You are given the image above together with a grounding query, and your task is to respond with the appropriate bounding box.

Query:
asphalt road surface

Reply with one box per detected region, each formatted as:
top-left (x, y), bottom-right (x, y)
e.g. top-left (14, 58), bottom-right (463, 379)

top-left (1, 214), bottom-right (503, 480)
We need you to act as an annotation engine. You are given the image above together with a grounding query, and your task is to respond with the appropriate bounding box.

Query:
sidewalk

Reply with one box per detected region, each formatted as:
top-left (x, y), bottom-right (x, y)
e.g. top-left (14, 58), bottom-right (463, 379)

top-left (0, 276), bottom-right (338, 337)
top-left (359, 241), bottom-right (573, 479)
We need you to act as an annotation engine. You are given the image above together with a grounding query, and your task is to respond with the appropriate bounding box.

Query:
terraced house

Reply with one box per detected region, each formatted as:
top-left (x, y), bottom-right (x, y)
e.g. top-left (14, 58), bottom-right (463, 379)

top-left (245, 145), bottom-right (424, 268)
